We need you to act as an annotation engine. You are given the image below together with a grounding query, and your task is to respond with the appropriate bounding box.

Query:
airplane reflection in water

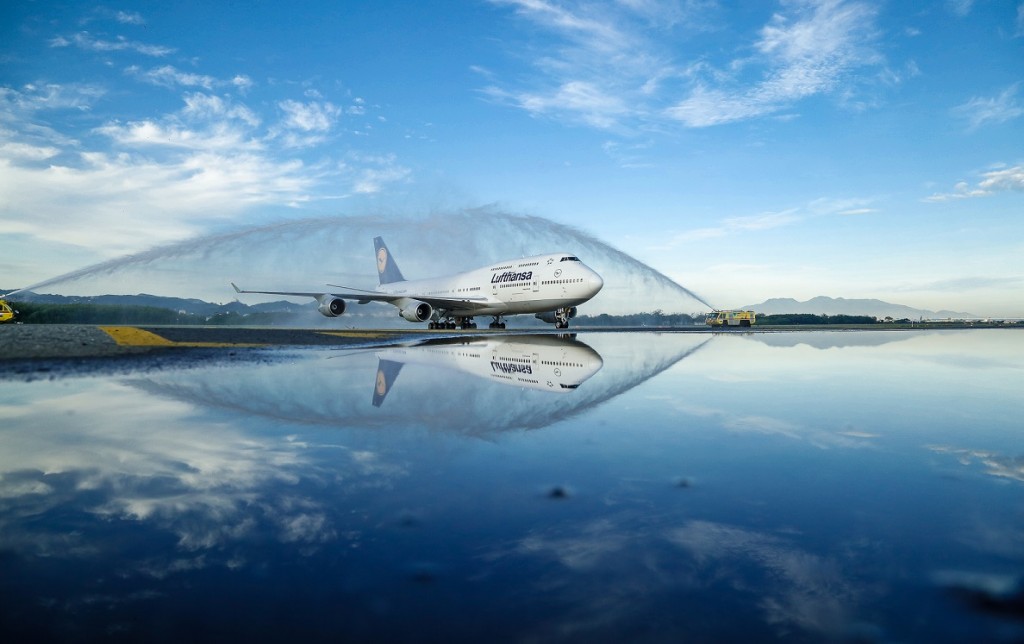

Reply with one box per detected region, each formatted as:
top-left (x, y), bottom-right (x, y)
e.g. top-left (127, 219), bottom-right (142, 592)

top-left (373, 334), bottom-right (604, 406)
top-left (130, 333), bottom-right (710, 436)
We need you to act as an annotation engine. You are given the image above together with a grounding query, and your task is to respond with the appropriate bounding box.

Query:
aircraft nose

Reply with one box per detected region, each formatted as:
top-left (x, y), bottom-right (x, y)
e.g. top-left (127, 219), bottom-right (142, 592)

top-left (586, 269), bottom-right (604, 297)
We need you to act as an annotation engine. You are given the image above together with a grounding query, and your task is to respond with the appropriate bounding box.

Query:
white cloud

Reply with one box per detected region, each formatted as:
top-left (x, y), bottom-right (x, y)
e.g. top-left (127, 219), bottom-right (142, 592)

top-left (0, 140), bottom-right (59, 161)
top-left (953, 83), bottom-right (1024, 130)
top-left (182, 92), bottom-right (261, 127)
top-left (50, 31), bottom-right (174, 57)
top-left (128, 65), bottom-right (216, 90)
top-left (0, 75), bottom-right (410, 262)
top-left (115, 11), bottom-right (146, 25)
top-left (95, 93), bottom-right (262, 151)
top-left (0, 85), bottom-right (318, 256)
top-left (491, 0), bottom-right (629, 51)
top-left (0, 151), bottom-right (313, 255)
top-left (486, 0), bottom-right (885, 130)
top-left (231, 75), bottom-right (254, 92)
top-left (924, 164), bottom-right (1024, 201)
top-left (0, 378), bottom-right (348, 557)
top-left (668, 0), bottom-right (880, 126)
top-left (278, 99), bottom-right (341, 132)
top-left (0, 82), bottom-right (105, 112)
top-left (488, 80), bottom-right (630, 129)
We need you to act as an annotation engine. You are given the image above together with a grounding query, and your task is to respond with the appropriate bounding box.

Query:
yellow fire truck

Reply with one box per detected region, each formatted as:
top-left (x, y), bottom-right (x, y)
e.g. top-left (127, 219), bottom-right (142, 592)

top-left (0, 300), bottom-right (17, 323)
top-left (706, 310), bottom-right (755, 327)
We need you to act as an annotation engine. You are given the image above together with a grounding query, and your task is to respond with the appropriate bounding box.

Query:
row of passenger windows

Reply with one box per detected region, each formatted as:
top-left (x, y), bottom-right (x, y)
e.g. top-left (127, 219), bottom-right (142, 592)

top-left (542, 278), bottom-right (584, 285)
top-left (541, 360), bottom-right (584, 367)
top-left (491, 374), bottom-right (540, 385)
top-left (424, 287), bottom-right (481, 295)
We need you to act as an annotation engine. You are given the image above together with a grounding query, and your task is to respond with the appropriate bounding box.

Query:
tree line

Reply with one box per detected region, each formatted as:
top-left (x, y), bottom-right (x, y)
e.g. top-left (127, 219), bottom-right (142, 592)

top-left (6, 302), bottom-right (291, 326)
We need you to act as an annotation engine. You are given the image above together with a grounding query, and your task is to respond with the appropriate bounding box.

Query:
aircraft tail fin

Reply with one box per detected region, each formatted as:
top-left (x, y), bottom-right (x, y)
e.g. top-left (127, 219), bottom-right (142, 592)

top-left (372, 358), bottom-right (404, 407)
top-left (374, 236), bottom-right (406, 285)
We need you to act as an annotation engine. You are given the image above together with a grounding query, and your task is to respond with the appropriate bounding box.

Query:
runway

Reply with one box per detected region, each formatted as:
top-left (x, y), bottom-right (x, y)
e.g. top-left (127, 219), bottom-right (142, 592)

top-left (1, 322), bottom-right (994, 365)
top-left (0, 324), bottom-right (438, 360)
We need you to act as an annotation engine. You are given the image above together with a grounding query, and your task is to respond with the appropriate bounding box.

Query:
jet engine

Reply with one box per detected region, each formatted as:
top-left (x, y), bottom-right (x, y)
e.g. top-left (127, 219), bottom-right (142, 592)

top-left (316, 296), bottom-right (346, 318)
top-left (535, 307), bottom-right (577, 324)
top-left (400, 301), bottom-right (433, 323)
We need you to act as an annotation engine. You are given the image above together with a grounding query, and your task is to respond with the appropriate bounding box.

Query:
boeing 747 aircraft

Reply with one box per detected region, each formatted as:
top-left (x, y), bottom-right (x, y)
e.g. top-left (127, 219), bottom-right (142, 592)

top-left (232, 237), bottom-right (603, 329)
top-left (372, 334), bottom-right (604, 406)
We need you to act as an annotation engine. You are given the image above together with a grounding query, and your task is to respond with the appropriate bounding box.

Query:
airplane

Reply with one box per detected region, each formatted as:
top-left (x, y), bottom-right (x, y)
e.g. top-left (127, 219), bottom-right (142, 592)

top-left (372, 334), bottom-right (604, 406)
top-left (232, 236), bottom-right (604, 329)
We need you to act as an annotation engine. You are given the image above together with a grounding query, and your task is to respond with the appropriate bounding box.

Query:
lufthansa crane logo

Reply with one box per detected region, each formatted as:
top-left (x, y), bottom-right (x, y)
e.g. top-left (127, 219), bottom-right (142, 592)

top-left (376, 370), bottom-right (388, 396)
top-left (377, 248), bottom-right (388, 274)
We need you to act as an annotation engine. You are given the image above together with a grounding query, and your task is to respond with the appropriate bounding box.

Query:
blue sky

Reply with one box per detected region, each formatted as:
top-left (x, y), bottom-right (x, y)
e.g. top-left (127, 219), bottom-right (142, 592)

top-left (1, 0), bottom-right (1022, 316)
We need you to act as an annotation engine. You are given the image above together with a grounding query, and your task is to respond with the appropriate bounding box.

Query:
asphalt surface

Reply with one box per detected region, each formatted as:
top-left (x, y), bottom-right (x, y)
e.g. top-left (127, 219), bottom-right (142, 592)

top-left (0, 324), bottom-right (431, 361)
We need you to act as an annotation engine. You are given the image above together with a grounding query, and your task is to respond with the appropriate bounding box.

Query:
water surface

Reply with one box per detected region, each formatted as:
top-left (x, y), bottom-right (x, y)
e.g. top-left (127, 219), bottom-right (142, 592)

top-left (1, 329), bottom-right (1022, 642)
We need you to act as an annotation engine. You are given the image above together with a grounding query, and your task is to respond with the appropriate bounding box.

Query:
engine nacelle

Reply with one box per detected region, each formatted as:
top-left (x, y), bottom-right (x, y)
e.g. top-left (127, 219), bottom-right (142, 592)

top-left (535, 307), bottom-right (577, 324)
top-left (400, 301), bottom-right (433, 323)
top-left (316, 296), bottom-right (346, 318)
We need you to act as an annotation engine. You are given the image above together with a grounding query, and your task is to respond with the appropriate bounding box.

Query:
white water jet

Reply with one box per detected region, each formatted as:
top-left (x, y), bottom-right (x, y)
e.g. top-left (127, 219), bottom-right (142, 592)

top-left (15, 208), bottom-right (713, 315)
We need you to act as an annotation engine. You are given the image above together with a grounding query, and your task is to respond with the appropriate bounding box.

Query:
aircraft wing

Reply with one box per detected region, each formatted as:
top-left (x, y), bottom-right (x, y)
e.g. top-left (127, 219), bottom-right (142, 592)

top-left (232, 282), bottom-right (493, 311)
top-left (325, 283), bottom-right (493, 312)
top-left (232, 282), bottom-right (398, 304)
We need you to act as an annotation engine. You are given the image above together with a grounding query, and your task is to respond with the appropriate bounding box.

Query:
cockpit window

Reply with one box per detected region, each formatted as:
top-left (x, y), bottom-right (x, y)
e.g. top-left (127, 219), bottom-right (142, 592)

top-left (560, 256), bottom-right (580, 262)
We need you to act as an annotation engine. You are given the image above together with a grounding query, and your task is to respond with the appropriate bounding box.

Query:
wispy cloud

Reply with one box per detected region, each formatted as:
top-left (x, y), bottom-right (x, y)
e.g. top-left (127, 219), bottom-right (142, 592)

top-left (668, 209), bottom-right (803, 242)
top-left (924, 164), bottom-right (1024, 202)
top-left (127, 65), bottom-right (217, 90)
top-left (270, 99), bottom-right (343, 148)
top-left (952, 83), bottom-right (1024, 130)
top-left (50, 31), bottom-right (174, 57)
top-left (668, 0), bottom-right (881, 126)
top-left (115, 11), bottom-right (146, 25)
top-left (484, 0), bottom-right (886, 131)
top-left (661, 195), bottom-right (876, 245)
top-left (279, 100), bottom-right (340, 132)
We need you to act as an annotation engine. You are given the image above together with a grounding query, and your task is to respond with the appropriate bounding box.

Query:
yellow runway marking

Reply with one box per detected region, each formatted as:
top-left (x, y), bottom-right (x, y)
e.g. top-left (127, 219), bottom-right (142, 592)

top-left (100, 326), bottom-right (265, 348)
top-left (318, 331), bottom-right (399, 339)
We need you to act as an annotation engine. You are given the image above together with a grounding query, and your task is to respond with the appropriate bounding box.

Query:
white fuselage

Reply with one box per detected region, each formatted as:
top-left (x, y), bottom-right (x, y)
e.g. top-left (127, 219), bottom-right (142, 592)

top-left (378, 335), bottom-right (604, 393)
top-left (378, 252), bottom-right (603, 317)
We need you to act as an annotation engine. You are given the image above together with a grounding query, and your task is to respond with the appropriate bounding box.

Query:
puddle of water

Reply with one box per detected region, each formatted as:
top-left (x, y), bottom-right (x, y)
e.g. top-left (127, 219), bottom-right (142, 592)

top-left (1, 330), bottom-right (1022, 642)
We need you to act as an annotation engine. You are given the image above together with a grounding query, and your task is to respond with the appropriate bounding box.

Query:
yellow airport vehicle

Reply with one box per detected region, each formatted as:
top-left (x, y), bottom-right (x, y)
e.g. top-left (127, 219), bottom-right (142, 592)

top-left (0, 300), bottom-right (17, 323)
top-left (706, 309), bottom-right (755, 327)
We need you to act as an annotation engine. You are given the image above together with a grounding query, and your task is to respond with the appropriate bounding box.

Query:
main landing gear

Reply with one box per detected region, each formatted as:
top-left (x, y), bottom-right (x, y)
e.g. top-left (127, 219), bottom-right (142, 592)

top-left (427, 315), bottom-right (509, 330)
top-left (428, 316), bottom-right (477, 330)
top-left (553, 308), bottom-right (572, 330)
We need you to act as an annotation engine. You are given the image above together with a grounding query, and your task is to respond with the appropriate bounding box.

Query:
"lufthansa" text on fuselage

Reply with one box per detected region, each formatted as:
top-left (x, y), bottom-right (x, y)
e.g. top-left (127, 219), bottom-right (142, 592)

top-left (491, 271), bottom-right (533, 284)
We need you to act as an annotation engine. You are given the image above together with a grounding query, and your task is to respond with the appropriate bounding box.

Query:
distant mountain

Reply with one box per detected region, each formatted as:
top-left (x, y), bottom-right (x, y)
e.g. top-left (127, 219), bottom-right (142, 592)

top-left (8, 292), bottom-right (309, 315)
top-left (742, 296), bottom-right (975, 319)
